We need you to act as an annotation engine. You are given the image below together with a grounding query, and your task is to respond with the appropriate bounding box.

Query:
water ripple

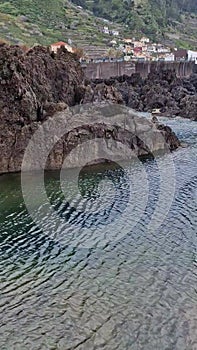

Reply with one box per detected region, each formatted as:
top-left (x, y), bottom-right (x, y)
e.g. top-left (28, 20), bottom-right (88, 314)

top-left (0, 118), bottom-right (197, 349)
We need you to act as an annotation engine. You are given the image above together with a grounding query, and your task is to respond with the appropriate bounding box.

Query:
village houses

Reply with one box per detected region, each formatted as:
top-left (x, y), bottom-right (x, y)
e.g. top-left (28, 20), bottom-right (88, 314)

top-left (188, 50), bottom-right (197, 64)
top-left (50, 36), bottom-right (197, 65)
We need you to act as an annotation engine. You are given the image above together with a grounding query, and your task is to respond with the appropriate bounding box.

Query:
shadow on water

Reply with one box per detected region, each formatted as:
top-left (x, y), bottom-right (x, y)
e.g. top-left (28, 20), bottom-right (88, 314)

top-left (45, 160), bottom-right (130, 227)
top-left (1, 152), bottom-right (195, 263)
top-left (0, 155), bottom-right (160, 267)
top-left (0, 118), bottom-right (196, 349)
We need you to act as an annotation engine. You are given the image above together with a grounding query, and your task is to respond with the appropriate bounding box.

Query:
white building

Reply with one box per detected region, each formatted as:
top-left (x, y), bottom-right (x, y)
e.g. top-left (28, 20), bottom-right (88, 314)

top-left (164, 53), bottom-right (175, 61)
top-left (147, 45), bottom-right (157, 53)
top-left (124, 55), bottom-right (131, 61)
top-left (109, 39), bottom-right (117, 46)
top-left (111, 30), bottom-right (119, 36)
top-left (140, 36), bottom-right (150, 44)
top-left (103, 26), bottom-right (110, 34)
top-left (156, 45), bottom-right (170, 53)
top-left (187, 50), bottom-right (197, 64)
top-left (123, 38), bottom-right (133, 44)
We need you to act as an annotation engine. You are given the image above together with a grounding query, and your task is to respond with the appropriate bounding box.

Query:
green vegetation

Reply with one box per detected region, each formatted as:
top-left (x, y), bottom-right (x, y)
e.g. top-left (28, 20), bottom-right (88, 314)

top-left (0, 0), bottom-right (125, 47)
top-left (0, 0), bottom-right (196, 49)
top-left (72, 0), bottom-right (197, 45)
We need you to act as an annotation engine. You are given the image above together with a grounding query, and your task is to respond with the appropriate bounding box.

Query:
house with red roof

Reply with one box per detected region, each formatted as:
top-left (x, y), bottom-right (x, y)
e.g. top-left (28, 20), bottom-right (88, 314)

top-left (50, 41), bottom-right (74, 54)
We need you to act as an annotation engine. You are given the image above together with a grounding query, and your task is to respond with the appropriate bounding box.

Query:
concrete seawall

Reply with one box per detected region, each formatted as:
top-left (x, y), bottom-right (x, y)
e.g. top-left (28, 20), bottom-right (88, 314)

top-left (82, 61), bottom-right (135, 79)
top-left (193, 63), bottom-right (197, 74)
top-left (83, 61), bottom-right (195, 79)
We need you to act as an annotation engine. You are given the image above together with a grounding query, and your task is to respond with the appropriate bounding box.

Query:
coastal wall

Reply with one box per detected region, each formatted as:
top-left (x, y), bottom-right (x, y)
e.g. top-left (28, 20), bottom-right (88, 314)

top-left (135, 61), bottom-right (195, 79)
top-left (193, 63), bottom-right (197, 74)
top-left (83, 61), bottom-right (195, 79)
top-left (82, 61), bottom-right (136, 79)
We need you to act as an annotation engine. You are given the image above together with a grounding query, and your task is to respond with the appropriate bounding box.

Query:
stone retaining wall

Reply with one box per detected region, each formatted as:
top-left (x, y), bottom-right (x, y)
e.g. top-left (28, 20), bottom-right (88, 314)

top-left (83, 61), bottom-right (195, 79)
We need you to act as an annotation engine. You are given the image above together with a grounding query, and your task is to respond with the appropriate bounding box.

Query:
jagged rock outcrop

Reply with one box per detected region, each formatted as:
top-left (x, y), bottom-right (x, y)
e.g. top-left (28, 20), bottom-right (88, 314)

top-left (82, 82), bottom-right (123, 104)
top-left (91, 70), bottom-right (197, 121)
top-left (0, 44), bottom-right (84, 173)
top-left (0, 45), bottom-right (180, 174)
top-left (22, 105), bottom-right (181, 172)
top-left (0, 44), bottom-right (84, 117)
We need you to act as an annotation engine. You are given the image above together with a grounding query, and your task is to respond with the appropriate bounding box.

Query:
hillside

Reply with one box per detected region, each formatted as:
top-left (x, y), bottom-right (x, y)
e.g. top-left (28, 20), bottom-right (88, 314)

top-left (71, 0), bottom-right (197, 28)
top-left (0, 0), bottom-right (126, 48)
top-left (71, 0), bottom-right (197, 47)
top-left (0, 0), bottom-right (197, 49)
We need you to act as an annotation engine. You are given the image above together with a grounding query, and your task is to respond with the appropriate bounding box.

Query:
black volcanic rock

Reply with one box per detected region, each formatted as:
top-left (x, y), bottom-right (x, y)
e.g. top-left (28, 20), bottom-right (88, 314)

top-left (91, 70), bottom-right (197, 120)
top-left (0, 44), bottom-right (84, 173)
top-left (82, 82), bottom-right (124, 104)
top-left (0, 45), bottom-right (181, 174)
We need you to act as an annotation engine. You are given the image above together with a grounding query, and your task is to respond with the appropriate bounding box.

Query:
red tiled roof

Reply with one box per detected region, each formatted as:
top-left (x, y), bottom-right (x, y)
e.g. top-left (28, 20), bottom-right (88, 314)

top-left (134, 47), bottom-right (142, 53)
top-left (51, 42), bottom-right (67, 47)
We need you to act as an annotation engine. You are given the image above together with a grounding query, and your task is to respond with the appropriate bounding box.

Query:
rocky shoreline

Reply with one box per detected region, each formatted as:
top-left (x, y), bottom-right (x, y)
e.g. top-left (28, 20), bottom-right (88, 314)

top-left (89, 70), bottom-right (197, 121)
top-left (0, 44), bottom-right (190, 174)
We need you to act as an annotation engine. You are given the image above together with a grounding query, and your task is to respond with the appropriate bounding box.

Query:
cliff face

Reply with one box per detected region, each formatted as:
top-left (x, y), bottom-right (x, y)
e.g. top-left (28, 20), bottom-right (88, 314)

top-left (0, 45), bottom-right (180, 174)
top-left (21, 104), bottom-right (180, 173)
top-left (0, 44), bottom-right (84, 117)
top-left (0, 44), bottom-right (85, 173)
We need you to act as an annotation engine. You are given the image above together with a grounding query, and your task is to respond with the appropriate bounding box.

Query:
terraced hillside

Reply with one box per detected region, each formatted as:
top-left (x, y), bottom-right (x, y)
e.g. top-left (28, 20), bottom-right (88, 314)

top-left (71, 0), bottom-right (197, 48)
top-left (166, 13), bottom-right (197, 49)
top-left (0, 0), bottom-right (125, 47)
top-left (0, 0), bottom-right (197, 49)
